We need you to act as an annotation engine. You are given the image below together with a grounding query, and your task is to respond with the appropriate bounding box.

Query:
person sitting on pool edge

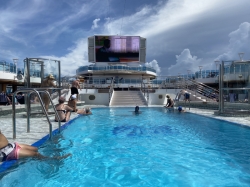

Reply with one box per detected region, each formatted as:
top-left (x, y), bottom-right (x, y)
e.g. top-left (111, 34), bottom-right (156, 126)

top-left (177, 106), bottom-right (185, 112)
top-left (76, 107), bottom-right (92, 115)
top-left (55, 96), bottom-right (73, 122)
top-left (0, 130), bottom-right (71, 162)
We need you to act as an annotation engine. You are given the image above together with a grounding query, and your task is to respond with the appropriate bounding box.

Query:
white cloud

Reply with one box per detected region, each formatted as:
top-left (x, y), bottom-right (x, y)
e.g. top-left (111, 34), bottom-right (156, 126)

top-left (215, 22), bottom-right (250, 61)
top-left (168, 49), bottom-right (202, 75)
top-left (104, 0), bottom-right (222, 37)
top-left (42, 38), bottom-right (90, 76)
top-left (91, 18), bottom-right (101, 30)
top-left (145, 59), bottom-right (161, 75)
top-left (2, 0), bottom-right (250, 77)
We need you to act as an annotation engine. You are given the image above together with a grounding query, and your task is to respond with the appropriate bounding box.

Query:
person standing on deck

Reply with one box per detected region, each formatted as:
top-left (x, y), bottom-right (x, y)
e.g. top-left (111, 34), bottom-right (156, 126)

top-left (71, 78), bottom-right (81, 101)
top-left (40, 74), bottom-right (56, 111)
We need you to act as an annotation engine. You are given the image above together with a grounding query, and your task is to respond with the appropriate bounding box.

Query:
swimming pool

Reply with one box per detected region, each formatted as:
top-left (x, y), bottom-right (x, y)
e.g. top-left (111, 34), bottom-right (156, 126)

top-left (1, 107), bottom-right (250, 186)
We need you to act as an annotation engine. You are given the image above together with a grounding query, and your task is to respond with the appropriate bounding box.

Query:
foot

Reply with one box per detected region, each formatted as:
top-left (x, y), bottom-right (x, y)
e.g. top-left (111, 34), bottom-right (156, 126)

top-left (54, 153), bottom-right (72, 160)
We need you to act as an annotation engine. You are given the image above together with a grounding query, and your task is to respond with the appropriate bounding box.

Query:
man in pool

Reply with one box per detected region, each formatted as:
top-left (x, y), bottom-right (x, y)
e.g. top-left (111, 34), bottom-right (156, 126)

top-left (0, 130), bottom-right (71, 162)
top-left (134, 106), bottom-right (140, 114)
top-left (177, 106), bottom-right (185, 112)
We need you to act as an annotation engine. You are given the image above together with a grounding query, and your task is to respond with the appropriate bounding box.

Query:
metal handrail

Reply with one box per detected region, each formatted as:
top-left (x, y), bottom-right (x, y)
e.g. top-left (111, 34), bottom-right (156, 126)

top-left (12, 88), bottom-right (61, 140)
top-left (109, 79), bottom-right (114, 104)
top-left (175, 78), bottom-right (219, 101)
top-left (187, 79), bottom-right (219, 101)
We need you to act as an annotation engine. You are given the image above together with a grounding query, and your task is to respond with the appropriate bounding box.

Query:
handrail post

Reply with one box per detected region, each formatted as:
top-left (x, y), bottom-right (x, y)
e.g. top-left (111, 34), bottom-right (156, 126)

top-left (36, 90), bottom-right (52, 139)
top-left (27, 92), bottom-right (31, 132)
top-left (12, 93), bottom-right (17, 139)
top-left (45, 90), bottom-right (61, 132)
top-left (221, 61), bottom-right (224, 113)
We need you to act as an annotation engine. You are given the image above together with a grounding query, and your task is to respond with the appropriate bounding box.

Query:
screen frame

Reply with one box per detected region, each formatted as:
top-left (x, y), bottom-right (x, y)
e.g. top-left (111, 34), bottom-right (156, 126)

top-left (94, 35), bottom-right (141, 63)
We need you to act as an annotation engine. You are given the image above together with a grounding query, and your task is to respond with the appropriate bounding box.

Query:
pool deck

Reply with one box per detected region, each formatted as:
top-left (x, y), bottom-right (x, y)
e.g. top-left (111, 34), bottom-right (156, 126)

top-left (0, 105), bottom-right (250, 147)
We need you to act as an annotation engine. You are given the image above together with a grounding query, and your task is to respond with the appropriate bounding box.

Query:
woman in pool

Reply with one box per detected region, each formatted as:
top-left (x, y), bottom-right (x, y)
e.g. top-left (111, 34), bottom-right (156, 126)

top-left (55, 96), bottom-right (73, 122)
top-left (0, 130), bottom-right (71, 161)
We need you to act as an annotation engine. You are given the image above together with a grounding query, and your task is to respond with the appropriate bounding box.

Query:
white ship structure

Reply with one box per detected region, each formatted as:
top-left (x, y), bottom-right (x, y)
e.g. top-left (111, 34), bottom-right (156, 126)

top-left (0, 36), bottom-right (249, 106)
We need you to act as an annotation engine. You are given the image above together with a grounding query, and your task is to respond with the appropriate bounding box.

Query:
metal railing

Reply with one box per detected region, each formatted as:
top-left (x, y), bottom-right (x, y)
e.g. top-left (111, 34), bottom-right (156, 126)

top-left (0, 61), bottom-right (17, 73)
top-left (109, 79), bottom-right (114, 104)
top-left (65, 75), bottom-right (219, 103)
top-left (182, 79), bottom-right (219, 101)
top-left (76, 65), bottom-right (157, 74)
top-left (12, 88), bottom-right (61, 140)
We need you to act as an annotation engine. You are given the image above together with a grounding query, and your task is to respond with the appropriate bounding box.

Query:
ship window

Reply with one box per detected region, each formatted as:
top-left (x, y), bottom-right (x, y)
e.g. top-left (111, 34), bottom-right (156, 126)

top-left (159, 95), bottom-right (163, 99)
top-left (89, 95), bottom-right (95, 100)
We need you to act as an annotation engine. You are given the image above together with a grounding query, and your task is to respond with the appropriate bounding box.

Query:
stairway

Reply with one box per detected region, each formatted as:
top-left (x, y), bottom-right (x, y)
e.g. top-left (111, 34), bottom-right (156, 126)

top-left (110, 91), bottom-right (147, 106)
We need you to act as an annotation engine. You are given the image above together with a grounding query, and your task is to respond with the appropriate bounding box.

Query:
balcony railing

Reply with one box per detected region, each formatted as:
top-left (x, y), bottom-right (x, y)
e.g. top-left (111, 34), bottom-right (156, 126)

top-left (0, 61), bottom-right (17, 74)
top-left (76, 65), bottom-right (156, 74)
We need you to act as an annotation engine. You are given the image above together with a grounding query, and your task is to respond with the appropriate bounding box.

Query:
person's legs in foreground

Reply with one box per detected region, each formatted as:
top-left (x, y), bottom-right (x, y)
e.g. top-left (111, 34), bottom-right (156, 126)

top-left (65, 111), bottom-right (71, 122)
top-left (18, 144), bottom-right (71, 160)
top-left (18, 144), bottom-right (41, 159)
top-left (41, 94), bottom-right (50, 111)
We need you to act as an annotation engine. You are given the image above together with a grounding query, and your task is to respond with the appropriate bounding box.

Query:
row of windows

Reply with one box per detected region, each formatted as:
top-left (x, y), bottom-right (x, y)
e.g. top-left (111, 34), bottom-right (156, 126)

top-left (76, 65), bottom-right (156, 73)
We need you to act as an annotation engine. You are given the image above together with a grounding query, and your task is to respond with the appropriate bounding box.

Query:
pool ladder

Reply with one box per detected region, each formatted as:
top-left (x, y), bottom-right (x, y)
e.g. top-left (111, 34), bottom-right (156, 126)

top-left (12, 88), bottom-right (61, 140)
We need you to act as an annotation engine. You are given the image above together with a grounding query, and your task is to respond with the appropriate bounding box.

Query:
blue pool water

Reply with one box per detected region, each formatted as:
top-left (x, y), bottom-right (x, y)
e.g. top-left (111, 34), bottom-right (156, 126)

top-left (1, 107), bottom-right (250, 186)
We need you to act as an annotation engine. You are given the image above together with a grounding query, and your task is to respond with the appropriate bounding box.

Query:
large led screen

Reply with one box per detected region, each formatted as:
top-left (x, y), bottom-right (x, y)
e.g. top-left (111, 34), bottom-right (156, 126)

top-left (95, 36), bottom-right (140, 63)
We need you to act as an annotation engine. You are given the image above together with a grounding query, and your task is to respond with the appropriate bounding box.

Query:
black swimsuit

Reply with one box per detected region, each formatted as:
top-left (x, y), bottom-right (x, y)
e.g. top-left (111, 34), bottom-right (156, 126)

top-left (167, 99), bottom-right (174, 107)
top-left (55, 108), bottom-right (66, 122)
top-left (57, 109), bottom-right (66, 114)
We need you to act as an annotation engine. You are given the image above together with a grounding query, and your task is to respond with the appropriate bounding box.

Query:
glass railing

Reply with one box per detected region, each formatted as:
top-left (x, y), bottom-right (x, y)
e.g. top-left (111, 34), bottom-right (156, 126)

top-left (87, 78), bottom-right (143, 85)
top-left (0, 61), bottom-right (17, 73)
top-left (195, 70), bottom-right (219, 79)
top-left (76, 65), bottom-right (156, 74)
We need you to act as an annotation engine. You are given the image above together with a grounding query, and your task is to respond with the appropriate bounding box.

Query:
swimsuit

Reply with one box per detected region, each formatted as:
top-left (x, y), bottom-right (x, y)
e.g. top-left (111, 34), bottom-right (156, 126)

top-left (55, 108), bottom-right (67, 122)
top-left (167, 99), bottom-right (174, 107)
top-left (0, 143), bottom-right (21, 161)
top-left (57, 109), bottom-right (66, 114)
top-left (71, 87), bottom-right (78, 95)
top-left (55, 118), bottom-right (66, 122)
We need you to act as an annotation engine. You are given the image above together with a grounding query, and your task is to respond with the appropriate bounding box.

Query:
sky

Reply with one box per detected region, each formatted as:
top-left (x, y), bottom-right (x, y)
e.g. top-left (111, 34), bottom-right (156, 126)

top-left (1, 0), bottom-right (250, 76)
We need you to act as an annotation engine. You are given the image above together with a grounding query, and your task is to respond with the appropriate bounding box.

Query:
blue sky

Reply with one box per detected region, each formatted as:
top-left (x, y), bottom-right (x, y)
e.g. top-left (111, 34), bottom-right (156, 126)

top-left (1, 0), bottom-right (250, 76)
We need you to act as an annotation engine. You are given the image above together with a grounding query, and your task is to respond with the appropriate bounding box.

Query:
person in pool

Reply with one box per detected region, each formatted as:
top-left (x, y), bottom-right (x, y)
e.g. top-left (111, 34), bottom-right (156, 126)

top-left (0, 130), bottom-right (71, 162)
top-left (134, 106), bottom-right (141, 114)
top-left (177, 106), bottom-right (185, 112)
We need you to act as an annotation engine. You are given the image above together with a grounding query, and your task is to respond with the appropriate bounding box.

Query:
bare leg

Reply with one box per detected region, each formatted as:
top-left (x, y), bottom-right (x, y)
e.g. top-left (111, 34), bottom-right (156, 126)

top-left (18, 145), bottom-right (43, 159)
top-left (42, 95), bottom-right (49, 112)
top-left (19, 144), bottom-right (38, 152)
top-left (65, 111), bottom-right (71, 122)
top-left (74, 100), bottom-right (77, 112)
top-left (44, 100), bottom-right (49, 112)
top-left (18, 144), bottom-right (71, 160)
